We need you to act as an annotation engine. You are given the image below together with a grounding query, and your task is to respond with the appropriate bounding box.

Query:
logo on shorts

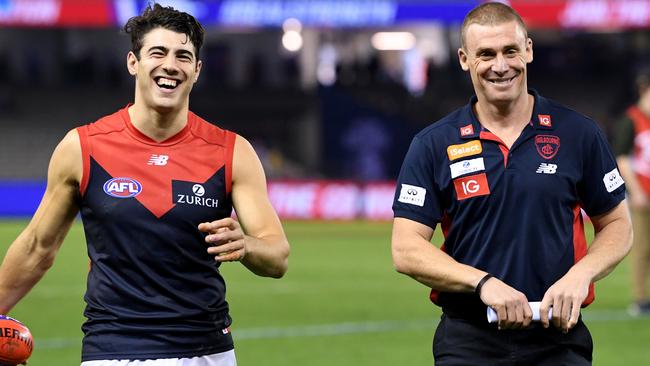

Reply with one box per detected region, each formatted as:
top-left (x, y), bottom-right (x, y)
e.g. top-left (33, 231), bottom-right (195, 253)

top-left (447, 140), bottom-right (482, 161)
top-left (453, 173), bottom-right (490, 200)
top-left (535, 135), bottom-right (560, 160)
top-left (538, 114), bottom-right (552, 127)
top-left (103, 178), bottom-right (142, 198)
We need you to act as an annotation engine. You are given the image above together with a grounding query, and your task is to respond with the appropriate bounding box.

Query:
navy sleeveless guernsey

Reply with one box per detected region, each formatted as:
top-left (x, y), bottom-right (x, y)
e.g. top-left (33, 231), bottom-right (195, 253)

top-left (76, 106), bottom-right (236, 361)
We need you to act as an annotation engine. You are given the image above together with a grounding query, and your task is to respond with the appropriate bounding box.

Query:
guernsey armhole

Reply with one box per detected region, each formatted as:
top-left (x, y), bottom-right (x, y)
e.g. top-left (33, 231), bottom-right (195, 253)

top-left (225, 131), bottom-right (236, 195)
top-left (77, 126), bottom-right (91, 197)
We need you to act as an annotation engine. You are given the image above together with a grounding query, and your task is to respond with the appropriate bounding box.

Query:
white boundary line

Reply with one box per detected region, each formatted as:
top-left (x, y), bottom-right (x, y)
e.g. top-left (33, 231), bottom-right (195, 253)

top-left (34, 309), bottom-right (642, 350)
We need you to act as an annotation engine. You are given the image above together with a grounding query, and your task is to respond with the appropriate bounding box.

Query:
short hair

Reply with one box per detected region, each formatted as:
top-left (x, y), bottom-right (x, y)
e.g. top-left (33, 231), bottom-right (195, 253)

top-left (124, 3), bottom-right (205, 60)
top-left (460, 2), bottom-right (528, 50)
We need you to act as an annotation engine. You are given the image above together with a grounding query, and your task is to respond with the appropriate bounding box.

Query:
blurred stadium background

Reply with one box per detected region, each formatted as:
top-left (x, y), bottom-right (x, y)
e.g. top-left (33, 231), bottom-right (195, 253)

top-left (0, 0), bottom-right (649, 365)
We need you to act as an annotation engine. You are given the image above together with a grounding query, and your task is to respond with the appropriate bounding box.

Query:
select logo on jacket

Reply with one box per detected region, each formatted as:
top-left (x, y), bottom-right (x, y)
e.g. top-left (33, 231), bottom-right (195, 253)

top-left (103, 177), bottom-right (142, 198)
top-left (173, 180), bottom-right (219, 208)
top-left (447, 140), bottom-right (482, 161)
top-left (453, 173), bottom-right (490, 200)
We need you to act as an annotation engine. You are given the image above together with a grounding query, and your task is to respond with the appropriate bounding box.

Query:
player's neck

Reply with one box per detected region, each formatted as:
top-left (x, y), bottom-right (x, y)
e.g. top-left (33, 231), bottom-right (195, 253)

top-left (128, 102), bottom-right (189, 142)
top-left (475, 93), bottom-right (534, 148)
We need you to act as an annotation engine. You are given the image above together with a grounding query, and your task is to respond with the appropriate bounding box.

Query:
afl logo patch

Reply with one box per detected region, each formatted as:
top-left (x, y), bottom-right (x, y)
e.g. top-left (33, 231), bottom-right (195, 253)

top-left (535, 135), bottom-right (560, 160)
top-left (103, 177), bottom-right (142, 198)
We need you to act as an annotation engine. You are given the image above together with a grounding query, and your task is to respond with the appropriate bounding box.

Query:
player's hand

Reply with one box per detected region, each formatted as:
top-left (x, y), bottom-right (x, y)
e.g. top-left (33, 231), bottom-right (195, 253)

top-left (479, 277), bottom-right (532, 330)
top-left (539, 271), bottom-right (590, 333)
top-left (198, 218), bottom-right (247, 262)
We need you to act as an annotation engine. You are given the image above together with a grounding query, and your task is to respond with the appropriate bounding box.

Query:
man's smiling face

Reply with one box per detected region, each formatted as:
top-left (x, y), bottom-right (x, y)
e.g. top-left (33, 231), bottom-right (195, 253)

top-left (458, 20), bottom-right (533, 107)
top-left (127, 27), bottom-right (202, 113)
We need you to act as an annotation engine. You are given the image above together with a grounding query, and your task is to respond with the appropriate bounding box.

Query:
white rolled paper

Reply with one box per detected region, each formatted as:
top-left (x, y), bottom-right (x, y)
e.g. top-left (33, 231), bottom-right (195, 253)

top-left (486, 301), bottom-right (553, 323)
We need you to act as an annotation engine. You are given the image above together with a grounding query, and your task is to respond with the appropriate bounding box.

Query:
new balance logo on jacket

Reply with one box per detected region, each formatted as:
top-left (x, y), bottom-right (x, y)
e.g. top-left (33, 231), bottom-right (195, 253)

top-left (536, 163), bottom-right (557, 174)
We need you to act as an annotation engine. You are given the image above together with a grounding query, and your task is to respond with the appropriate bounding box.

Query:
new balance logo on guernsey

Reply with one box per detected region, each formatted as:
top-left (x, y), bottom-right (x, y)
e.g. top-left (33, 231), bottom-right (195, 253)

top-left (536, 163), bottom-right (557, 174)
top-left (147, 154), bottom-right (169, 166)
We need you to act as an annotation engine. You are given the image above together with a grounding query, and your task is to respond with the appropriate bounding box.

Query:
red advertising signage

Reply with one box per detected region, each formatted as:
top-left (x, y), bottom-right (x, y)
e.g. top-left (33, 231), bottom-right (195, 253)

top-left (0, 0), bottom-right (114, 27)
top-left (268, 181), bottom-right (395, 220)
top-left (1, 0), bottom-right (649, 29)
top-left (510, 0), bottom-right (650, 29)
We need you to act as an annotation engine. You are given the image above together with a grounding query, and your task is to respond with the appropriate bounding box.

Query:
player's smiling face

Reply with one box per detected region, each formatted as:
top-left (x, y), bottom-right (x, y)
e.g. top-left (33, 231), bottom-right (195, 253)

top-left (458, 21), bottom-right (532, 107)
top-left (127, 27), bottom-right (202, 113)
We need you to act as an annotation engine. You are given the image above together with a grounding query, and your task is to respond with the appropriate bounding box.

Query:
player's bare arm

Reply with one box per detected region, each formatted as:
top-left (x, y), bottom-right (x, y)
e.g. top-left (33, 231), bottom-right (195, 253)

top-left (0, 130), bottom-right (81, 314)
top-left (391, 217), bottom-right (532, 329)
top-left (540, 200), bottom-right (633, 332)
top-left (199, 135), bottom-right (289, 278)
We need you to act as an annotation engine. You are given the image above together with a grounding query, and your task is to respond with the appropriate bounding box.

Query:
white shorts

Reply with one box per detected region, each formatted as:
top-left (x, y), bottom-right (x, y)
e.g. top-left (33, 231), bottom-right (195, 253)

top-left (80, 350), bottom-right (237, 366)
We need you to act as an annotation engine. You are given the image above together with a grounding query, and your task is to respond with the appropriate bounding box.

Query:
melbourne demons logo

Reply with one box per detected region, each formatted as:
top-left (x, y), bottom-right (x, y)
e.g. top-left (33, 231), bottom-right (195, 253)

top-left (103, 177), bottom-right (142, 198)
top-left (535, 135), bottom-right (560, 160)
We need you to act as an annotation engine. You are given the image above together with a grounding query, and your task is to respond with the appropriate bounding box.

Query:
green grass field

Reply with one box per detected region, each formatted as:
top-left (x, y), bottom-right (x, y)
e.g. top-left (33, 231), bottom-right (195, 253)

top-left (1, 220), bottom-right (649, 365)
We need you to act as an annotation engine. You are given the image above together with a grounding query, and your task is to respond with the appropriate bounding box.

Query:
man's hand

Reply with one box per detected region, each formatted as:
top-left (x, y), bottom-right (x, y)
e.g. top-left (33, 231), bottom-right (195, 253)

top-left (539, 272), bottom-right (590, 333)
top-left (479, 277), bottom-right (532, 330)
top-left (198, 218), bottom-right (247, 262)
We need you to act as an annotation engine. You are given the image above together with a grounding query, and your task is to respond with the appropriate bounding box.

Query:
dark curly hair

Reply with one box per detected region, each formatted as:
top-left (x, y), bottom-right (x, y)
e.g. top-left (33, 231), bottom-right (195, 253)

top-left (124, 3), bottom-right (205, 60)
